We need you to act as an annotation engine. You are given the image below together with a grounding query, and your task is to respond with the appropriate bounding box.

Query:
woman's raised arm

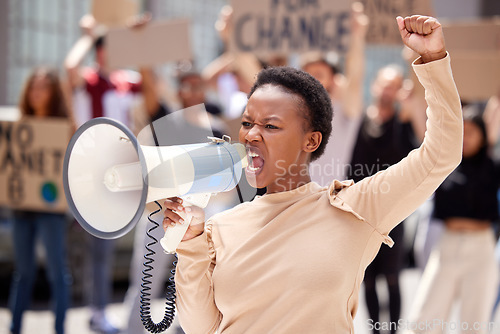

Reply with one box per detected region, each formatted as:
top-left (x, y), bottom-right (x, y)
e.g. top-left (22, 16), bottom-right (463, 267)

top-left (338, 15), bottom-right (463, 238)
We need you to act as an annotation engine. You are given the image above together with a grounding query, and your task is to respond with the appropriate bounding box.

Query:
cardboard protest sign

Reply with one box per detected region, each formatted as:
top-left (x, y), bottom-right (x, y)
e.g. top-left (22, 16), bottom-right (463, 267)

top-left (107, 19), bottom-right (192, 68)
top-left (359, 0), bottom-right (433, 44)
top-left (0, 117), bottom-right (71, 213)
top-left (443, 19), bottom-right (500, 101)
top-left (448, 52), bottom-right (500, 102)
top-left (444, 19), bottom-right (500, 52)
top-left (229, 0), bottom-right (352, 56)
top-left (91, 0), bottom-right (139, 27)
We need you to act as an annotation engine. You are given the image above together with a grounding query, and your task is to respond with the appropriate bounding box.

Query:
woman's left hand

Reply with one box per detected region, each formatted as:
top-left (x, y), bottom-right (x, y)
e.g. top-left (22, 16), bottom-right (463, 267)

top-left (396, 15), bottom-right (447, 64)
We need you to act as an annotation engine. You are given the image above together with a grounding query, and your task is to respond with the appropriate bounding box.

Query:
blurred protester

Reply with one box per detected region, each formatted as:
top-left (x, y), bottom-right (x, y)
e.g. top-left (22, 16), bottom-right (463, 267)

top-left (202, 53), bottom-right (261, 123)
top-left (202, 5), bottom-right (262, 126)
top-left (415, 93), bottom-right (500, 273)
top-left (412, 194), bottom-right (443, 271)
top-left (406, 107), bottom-right (499, 333)
top-left (348, 65), bottom-right (420, 334)
top-left (484, 91), bottom-right (500, 320)
top-left (65, 14), bottom-right (155, 128)
top-left (122, 68), bottom-right (229, 334)
top-left (64, 13), bottom-right (154, 334)
top-left (483, 91), bottom-right (500, 153)
top-left (8, 67), bottom-right (72, 334)
top-left (177, 71), bottom-right (223, 118)
top-left (305, 2), bottom-right (368, 183)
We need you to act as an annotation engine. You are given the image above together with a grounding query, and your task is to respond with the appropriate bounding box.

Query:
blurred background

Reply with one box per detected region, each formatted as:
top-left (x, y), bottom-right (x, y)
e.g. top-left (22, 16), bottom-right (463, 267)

top-left (0, 0), bottom-right (499, 334)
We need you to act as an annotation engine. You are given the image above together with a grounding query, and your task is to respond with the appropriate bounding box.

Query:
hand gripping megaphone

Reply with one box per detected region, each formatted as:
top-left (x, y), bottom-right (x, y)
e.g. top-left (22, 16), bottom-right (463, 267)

top-left (62, 117), bottom-right (248, 253)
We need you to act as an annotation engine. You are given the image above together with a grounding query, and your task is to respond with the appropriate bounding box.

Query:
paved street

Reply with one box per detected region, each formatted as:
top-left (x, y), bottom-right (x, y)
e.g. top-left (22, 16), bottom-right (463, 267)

top-left (0, 299), bottom-right (183, 334)
top-left (1, 269), bottom-right (500, 334)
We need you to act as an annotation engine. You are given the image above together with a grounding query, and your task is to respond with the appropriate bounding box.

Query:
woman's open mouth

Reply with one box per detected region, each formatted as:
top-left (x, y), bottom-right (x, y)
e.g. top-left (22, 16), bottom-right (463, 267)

top-left (246, 146), bottom-right (265, 175)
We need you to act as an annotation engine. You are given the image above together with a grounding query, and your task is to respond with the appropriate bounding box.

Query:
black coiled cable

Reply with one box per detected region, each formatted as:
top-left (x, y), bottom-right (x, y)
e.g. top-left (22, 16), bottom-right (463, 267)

top-left (140, 200), bottom-right (177, 333)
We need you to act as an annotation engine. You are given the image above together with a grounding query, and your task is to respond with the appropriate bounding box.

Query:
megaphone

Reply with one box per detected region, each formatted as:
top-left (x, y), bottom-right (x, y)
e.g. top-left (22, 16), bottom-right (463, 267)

top-left (63, 117), bottom-right (247, 253)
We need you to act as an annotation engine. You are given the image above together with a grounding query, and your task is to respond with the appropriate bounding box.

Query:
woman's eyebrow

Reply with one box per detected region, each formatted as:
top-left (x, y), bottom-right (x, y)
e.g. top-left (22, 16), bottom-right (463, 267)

top-left (241, 115), bottom-right (283, 123)
top-left (261, 116), bottom-right (282, 123)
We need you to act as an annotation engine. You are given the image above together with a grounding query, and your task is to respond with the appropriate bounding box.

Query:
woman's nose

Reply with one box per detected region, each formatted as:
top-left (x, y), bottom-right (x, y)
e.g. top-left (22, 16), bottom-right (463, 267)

top-left (245, 125), bottom-right (262, 142)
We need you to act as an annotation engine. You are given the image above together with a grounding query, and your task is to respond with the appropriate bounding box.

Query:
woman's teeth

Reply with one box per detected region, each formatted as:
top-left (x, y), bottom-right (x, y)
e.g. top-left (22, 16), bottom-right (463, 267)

top-left (248, 165), bottom-right (260, 171)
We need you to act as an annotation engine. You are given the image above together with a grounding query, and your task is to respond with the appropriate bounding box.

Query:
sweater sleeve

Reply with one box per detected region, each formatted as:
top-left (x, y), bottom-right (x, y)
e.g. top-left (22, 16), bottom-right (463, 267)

top-left (175, 220), bottom-right (221, 334)
top-left (339, 54), bottom-right (463, 238)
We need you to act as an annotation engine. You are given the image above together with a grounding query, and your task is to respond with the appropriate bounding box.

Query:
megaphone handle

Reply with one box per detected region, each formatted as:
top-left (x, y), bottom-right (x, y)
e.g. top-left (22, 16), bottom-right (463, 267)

top-left (160, 193), bottom-right (211, 253)
top-left (160, 211), bottom-right (192, 254)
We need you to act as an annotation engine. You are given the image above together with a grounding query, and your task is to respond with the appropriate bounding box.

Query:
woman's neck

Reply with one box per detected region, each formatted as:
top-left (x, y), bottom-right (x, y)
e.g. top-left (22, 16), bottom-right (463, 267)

top-left (266, 169), bottom-right (312, 194)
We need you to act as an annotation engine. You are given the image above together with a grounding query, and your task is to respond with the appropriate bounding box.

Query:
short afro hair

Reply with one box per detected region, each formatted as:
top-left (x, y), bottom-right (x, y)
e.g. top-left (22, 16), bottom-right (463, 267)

top-left (248, 66), bottom-right (333, 162)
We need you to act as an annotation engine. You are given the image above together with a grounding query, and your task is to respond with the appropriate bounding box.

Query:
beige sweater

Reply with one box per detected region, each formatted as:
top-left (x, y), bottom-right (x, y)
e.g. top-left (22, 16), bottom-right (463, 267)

top-left (175, 55), bottom-right (463, 334)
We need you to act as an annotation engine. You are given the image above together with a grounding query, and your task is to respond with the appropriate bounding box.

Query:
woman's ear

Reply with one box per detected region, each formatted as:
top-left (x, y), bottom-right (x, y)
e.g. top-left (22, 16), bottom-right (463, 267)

top-left (304, 131), bottom-right (322, 153)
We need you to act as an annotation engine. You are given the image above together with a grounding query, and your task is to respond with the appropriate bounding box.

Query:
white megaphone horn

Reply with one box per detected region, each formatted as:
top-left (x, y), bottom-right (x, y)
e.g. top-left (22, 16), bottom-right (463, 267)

top-left (63, 117), bottom-right (248, 253)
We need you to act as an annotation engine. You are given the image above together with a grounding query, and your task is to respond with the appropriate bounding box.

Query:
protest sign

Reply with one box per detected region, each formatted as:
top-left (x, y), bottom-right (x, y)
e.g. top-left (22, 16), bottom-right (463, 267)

top-left (107, 19), bottom-right (192, 68)
top-left (229, 0), bottom-right (352, 56)
top-left (0, 117), bottom-right (71, 213)
top-left (359, 0), bottom-right (433, 44)
top-left (443, 19), bottom-right (500, 101)
top-left (91, 0), bottom-right (139, 27)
